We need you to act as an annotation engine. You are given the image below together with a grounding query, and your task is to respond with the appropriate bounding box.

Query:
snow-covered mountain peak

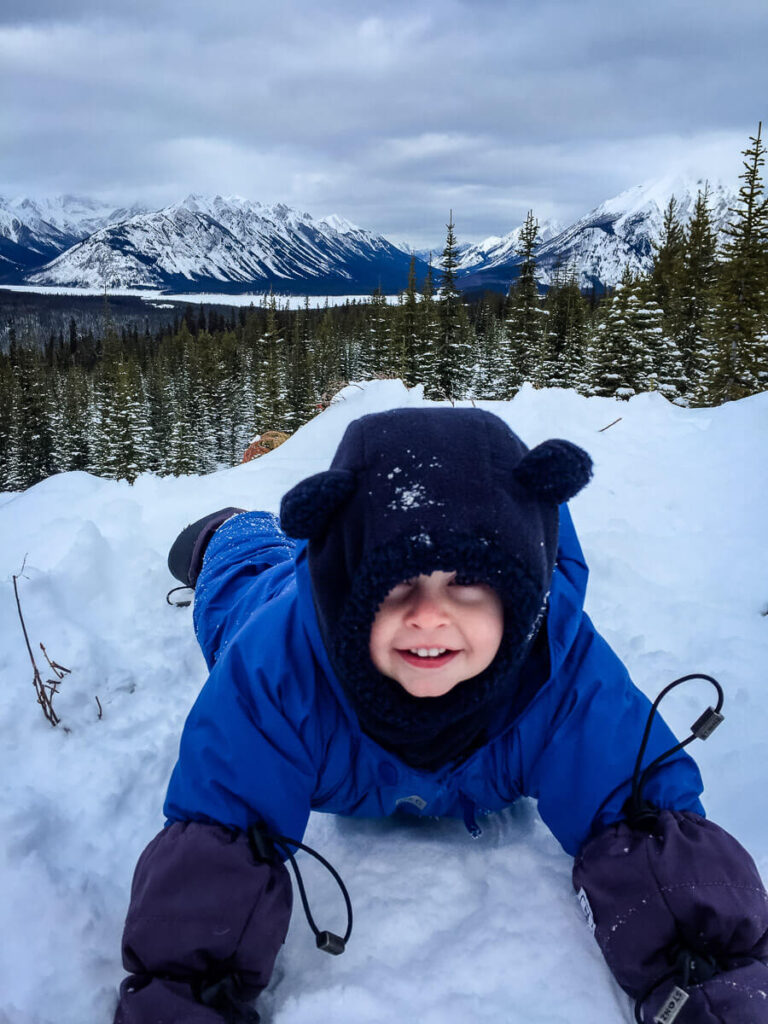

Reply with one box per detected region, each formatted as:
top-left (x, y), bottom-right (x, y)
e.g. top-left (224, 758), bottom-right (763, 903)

top-left (5, 194), bottom-right (148, 236)
top-left (457, 217), bottom-right (564, 272)
top-left (594, 174), bottom-right (732, 226)
top-left (25, 192), bottom-right (419, 293)
top-left (321, 213), bottom-right (363, 235)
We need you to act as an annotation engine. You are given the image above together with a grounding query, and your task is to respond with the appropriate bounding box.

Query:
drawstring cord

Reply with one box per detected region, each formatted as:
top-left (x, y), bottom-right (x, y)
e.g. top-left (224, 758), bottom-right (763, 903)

top-left (166, 585), bottom-right (193, 607)
top-left (623, 673), bottom-right (726, 1021)
top-left (249, 824), bottom-right (353, 955)
top-left (626, 673), bottom-right (724, 828)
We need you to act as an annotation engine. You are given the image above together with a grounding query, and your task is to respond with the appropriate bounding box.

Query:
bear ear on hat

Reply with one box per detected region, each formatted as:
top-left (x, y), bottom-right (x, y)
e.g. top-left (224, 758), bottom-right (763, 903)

top-left (513, 439), bottom-right (592, 504)
top-left (280, 469), bottom-right (357, 539)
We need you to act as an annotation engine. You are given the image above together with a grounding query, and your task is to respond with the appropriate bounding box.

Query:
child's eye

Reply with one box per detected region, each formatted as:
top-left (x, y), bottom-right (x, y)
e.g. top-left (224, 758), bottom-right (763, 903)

top-left (384, 580), bottom-right (414, 601)
top-left (450, 576), bottom-right (481, 588)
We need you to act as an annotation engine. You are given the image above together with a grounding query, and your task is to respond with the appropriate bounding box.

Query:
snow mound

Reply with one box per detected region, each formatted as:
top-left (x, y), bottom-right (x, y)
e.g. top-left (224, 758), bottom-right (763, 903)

top-left (1, 380), bottom-right (766, 1024)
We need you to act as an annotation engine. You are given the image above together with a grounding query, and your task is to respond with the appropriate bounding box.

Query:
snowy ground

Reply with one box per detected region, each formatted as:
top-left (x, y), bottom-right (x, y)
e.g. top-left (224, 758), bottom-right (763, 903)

top-left (1, 285), bottom-right (397, 308)
top-left (1, 380), bottom-right (766, 1024)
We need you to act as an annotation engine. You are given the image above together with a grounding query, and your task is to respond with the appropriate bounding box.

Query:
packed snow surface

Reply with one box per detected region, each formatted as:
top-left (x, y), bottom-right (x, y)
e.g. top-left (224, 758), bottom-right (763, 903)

top-left (1, 381), bottom-right (766, 1024)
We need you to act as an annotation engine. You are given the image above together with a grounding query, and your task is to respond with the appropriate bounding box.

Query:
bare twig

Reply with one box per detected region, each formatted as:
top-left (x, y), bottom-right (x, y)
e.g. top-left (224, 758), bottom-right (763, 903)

top-left (95, 696), bottom-right (103, 720)
top-left (12, 571), bottom-right (63, 727)
top-left (40, 643), bottom-right (71, 681)
top-left (598, 416), bottom-right (623, 433)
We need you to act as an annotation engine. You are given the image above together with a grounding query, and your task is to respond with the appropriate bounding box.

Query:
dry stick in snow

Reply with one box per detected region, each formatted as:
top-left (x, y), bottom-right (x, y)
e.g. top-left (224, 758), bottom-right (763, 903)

top-left (598, 417), bottom-right (623, 433)
top-left (12, 569), bottom-right (70, 727)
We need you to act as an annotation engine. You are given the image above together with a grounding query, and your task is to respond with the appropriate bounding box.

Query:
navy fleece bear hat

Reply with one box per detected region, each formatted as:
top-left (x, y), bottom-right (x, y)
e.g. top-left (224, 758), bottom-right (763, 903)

top-left (281, 408), bottom-right (592, 769)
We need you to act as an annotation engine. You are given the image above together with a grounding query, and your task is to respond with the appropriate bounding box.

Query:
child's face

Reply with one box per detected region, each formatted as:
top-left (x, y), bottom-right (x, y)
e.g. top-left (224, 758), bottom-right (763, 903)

top-left (369, 571), bottom-right (504, 698)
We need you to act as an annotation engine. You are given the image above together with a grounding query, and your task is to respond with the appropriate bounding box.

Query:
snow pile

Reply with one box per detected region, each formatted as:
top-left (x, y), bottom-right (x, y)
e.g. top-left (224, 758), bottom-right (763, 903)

top-left (0, 381), bottom-right (766, 1024)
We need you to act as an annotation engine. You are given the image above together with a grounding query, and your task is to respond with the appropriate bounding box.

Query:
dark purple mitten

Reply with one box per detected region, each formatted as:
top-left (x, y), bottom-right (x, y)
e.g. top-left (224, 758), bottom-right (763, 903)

top-left (573, 811), bottom-right (768, 1023)
top-left (115, 821), bottom-right (292, 1024)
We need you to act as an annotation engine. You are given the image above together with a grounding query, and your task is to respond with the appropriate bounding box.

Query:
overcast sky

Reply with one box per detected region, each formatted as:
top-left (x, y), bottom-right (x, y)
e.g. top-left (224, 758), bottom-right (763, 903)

top-left (1, 0), bottom-right (766, 247)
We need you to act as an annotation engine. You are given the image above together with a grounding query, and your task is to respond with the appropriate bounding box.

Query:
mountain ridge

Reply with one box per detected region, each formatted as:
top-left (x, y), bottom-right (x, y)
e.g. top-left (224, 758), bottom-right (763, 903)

top-left (1, 177), bottom-right (738, 295)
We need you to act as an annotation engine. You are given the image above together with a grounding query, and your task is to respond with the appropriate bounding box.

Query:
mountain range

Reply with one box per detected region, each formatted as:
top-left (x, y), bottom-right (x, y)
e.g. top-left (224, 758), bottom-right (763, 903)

top-left (0, 176), bottom-right (735, 297)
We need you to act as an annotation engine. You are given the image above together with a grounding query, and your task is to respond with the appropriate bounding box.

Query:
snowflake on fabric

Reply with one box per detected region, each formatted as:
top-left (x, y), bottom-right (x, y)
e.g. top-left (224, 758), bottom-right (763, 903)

top-left (388, 481), bottom-right (437, 511)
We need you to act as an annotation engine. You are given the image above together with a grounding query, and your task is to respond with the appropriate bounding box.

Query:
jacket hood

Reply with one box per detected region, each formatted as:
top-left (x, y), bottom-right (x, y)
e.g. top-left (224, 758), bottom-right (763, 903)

top-left (280, 408), bottom-right (592, 769)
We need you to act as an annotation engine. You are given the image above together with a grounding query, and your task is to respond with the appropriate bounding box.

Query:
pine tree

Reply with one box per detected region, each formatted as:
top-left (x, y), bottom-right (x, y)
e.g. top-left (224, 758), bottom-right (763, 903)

top-left (708, 122), bottom-right (768, 401)
top-left (504, 211), bottom-right (543, 393)
top-left (6, 349), bottom-right (56, 489)
top-left (313, 303), bottom-right (340, 400)
top-left (391, 255), bottom-right (419, 385)
top-left (537, 266), bottom-right (588, 388)
top-left (588, 270), bottom-right (640, 398)
top-left (678, 185), bottom-right (719, 396)
top-left (631, 279), bottom-right (685, 398)
top-left (414, 258), bottom-right (440, 388)
top-left (285, 310), bottom-right (315, 430)
top-left (0, 355), bottom-right (15, 490)
top-left (650, 196), bottom-right (686, 331)
top-left (434, 211), bottom-right (472, 399)
top-left (54, 366), bottom-right (92, 471)
top-left (470, 296), bottom-right (507, 398)
top-left (363, 287), bottom-right (392, 377)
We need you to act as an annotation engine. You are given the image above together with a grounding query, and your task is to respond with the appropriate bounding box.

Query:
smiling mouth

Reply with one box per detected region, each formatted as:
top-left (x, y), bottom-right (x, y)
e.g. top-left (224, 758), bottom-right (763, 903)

top-left (397, 648), bottom-right (459, 669)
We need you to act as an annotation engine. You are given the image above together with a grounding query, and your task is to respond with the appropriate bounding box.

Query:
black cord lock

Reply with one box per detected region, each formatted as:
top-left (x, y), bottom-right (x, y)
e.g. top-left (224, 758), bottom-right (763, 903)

top-left (691, 707), bottom-right (724, 740)
top-left (248, 823), bottom-right (353, 957)
top-left (626, 673), bottom-right (725, 831)
top-left (316, 930), bottom-right (346, 955)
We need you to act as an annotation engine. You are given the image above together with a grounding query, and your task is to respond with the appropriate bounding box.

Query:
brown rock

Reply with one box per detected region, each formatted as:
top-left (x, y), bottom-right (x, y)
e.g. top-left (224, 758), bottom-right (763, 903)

top-left (241, 430), bottom-right (291, 463)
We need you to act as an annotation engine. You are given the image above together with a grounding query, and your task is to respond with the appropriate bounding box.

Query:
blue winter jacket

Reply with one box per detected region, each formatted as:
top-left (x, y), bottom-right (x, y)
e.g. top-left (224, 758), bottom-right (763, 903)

top-left (164, 506), bottom-right (704, 857)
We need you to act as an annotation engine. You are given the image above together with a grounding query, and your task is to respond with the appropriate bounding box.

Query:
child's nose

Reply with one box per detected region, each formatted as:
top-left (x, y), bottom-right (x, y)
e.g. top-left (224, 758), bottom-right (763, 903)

top-left (405, 590), bottom-right (450, 628)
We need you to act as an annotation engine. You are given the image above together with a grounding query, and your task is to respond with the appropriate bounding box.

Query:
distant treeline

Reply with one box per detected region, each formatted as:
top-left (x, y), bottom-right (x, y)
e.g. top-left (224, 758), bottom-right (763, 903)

top-left (0, 288), bottom-right (190, 353)
top-left (1, 127), bottom-right (767, 492)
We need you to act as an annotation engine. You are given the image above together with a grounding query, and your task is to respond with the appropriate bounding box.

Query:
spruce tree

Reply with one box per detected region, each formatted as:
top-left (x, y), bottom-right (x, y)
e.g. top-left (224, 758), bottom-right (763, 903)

top-left (470, 296), bottom-right (507, 398)
top-left (434, 211), bottom-right (472, 399)
top-left (538, 266), bottom-right (588, 388)
top-left (54, 366), bottom-right (92, 471)
top-left (363, 287), bottom-right (392, 377)
top-left (0, 355), bottom-right (15, 490)
top-left (285, 311), bottom-right (315, 430)
top-left (588, 270), bottom-right (639, 398)
top-left (504, 211), bottom-right (543, 393)
top-left (415, 258), bottom-right (440, 388)
top-left (391, 255), bottom-right (419, 385)
top-left (678, 185), bottom-right (719, 396)
top-left (708, 122), bottom-right (768, 400)
top-left (650, 196), bottom-right (686, 331)
top-left (6, 349), bottom-right (56, 489)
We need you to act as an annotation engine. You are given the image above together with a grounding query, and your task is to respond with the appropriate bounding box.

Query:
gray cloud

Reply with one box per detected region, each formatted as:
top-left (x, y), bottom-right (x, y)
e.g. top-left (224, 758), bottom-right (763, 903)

top-left (2, 0), bottom-right (766, 247)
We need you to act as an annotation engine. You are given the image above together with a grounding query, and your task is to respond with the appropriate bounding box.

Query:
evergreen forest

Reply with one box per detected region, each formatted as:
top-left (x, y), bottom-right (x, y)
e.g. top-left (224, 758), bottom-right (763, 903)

top-left (2, 126), bottom-right (767, 492)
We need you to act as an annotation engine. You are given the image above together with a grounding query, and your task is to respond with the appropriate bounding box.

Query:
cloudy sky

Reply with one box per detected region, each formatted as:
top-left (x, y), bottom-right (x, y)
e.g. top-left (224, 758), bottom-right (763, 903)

top-left (1, 0), bottom-right (766, 247)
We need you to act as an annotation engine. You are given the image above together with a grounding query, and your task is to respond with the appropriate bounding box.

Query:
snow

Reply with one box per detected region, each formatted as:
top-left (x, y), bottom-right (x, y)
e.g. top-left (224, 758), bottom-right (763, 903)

top-left (1, 380), bottom-right (766, 1024)
top-left (1, 285), bottom-right (400, 307)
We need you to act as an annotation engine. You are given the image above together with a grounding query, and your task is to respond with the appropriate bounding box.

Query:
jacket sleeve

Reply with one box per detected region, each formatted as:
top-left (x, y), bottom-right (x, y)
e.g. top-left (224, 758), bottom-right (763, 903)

top-left (193, 510), bottom-right (298, 669)
top-left (115, 512), bottom-right (330, 1022)
top-left (519, 615), bottom-right (705, 856)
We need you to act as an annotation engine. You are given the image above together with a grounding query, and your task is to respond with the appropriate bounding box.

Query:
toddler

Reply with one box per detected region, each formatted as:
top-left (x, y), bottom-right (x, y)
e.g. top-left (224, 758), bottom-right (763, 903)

top-left (115, 407), bottom-right (768, 1024)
